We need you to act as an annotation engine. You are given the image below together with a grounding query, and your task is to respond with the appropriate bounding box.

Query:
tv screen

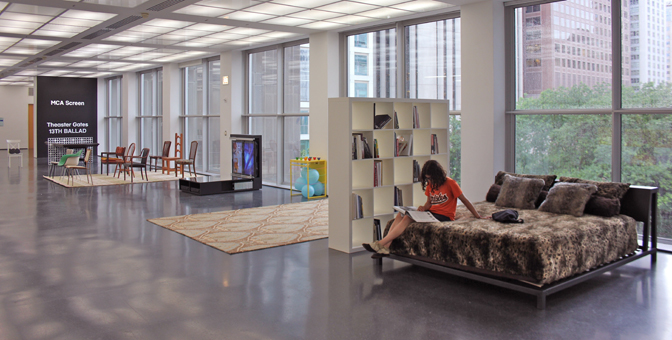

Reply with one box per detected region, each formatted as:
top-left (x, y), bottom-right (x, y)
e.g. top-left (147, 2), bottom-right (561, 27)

top-left (243, 141), bottom-right (256, 177)
top-left (232, 141), bottom-right (243, 175)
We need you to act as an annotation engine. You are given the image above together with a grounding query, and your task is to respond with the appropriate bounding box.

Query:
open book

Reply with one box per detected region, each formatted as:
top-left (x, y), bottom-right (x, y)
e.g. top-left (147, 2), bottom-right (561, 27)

top-left (393, 206), bottom-right (440, 223)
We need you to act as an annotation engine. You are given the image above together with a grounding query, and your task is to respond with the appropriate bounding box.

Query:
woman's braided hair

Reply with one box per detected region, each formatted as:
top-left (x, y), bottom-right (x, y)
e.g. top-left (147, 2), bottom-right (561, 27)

top-left (420, 160), bottom-right (446, 192)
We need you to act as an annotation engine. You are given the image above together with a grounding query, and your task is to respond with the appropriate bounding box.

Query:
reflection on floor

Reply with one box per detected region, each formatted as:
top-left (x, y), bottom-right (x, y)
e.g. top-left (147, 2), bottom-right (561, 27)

top-left (0, 154), bottom-right (670, 340)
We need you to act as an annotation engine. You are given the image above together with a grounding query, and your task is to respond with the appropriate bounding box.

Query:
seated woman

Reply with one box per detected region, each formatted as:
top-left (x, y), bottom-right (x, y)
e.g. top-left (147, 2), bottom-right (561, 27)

top-left (363, 160), bottom-right (489, 255)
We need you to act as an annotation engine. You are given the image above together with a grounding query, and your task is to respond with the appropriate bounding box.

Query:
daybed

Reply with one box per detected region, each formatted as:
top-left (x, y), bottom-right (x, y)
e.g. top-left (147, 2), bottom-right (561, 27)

top-left (378, 174), bottom-right (658, 309)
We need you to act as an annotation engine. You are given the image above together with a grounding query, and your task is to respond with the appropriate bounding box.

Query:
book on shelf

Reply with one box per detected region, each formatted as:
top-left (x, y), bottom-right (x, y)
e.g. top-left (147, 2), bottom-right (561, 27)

top-left (412, 106), bottom-right (420, 128)
top-left (396, 133), bottom-right (413, 156)
top-left (352, 134), bottom-right (373, 160)
top-left (393, 206), bottom-right (439, 223)
top-left (373, 219), bottom-right (382, 241)
top-left (373, 160), bottom-right (382, 187)
top-left (374, 114), bottom-right (392, 129)
top-left (393, 111), bottom-right (399, 129)
top-left (412, 159), bottom-right (420, 183)
top-left (351, 193), bottom-right (363, 219)
top-left (373, 139), bottom-right (379, 158)
top-left (430, 134), bottom-right (438, 154)
top-left (393, 186), bottom-right (403, 206)
top-left (362, 137), bottom-right (373, 158)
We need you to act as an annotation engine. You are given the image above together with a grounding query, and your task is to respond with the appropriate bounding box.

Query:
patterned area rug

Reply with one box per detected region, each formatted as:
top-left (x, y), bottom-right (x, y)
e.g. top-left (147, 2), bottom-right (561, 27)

top-left (147, 199), bottom-right (329, 254)
top-left (43, 171), bottom-right (195, 188)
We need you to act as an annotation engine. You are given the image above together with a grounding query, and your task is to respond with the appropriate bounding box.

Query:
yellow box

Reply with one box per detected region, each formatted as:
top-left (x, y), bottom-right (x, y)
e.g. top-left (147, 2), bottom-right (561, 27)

top-left (290, 159), bottom-right (327, 199)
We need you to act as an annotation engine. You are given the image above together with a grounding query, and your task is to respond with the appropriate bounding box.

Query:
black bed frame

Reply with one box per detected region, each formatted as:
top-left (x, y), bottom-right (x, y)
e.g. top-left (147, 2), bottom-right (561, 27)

top-left (376, 185), bottom-right (659, 309)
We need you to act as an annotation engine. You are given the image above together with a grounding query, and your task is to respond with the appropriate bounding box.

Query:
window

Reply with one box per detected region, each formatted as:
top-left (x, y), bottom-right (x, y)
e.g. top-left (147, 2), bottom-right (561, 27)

top-left (354, 82), bottom-right (368, 97)
top-left (138, 68), bottom-right (162, 156)
top-left (354, 33), bottom-right (368, 48)
top-left (181, 58), bottom-right (220, 173)
top-left (247, 41), bottom-right (309, 187)
top-left (347, 28), bottom-right (396, 98)
top-left (104, 76), bottom-right (122, 151)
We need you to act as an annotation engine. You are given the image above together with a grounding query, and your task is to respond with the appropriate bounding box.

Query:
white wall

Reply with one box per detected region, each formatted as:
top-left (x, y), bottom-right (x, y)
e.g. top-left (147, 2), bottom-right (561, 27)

top-left (309, 31), bottom-right (340, 162)
top-left (0, 86), bottom-right (33, 149)
top-left (460, 1), bottom-right (507, 201)
top-left (219, 51), bottom-right (244, 179)
top-left (162, 63), bottom-right (181, 154)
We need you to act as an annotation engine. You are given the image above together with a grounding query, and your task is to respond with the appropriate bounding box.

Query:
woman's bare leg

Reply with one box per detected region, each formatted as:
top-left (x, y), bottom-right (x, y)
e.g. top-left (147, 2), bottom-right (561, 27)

top-left (379, 215), bottom-right (413, 248)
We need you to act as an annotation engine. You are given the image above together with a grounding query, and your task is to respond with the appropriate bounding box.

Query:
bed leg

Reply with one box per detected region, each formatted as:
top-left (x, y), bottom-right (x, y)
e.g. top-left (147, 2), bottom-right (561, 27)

top-left (536, 294), bottom-right (546, 310)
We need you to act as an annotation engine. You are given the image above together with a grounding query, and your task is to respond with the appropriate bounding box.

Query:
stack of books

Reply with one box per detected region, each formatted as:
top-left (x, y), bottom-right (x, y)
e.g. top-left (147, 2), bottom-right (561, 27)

top-left (394, 186), bottom-right (403, 206)
top-left (373, 160), bottom-right (383, 187)
top-left (374, 115), bottom-right (392, 129)
top-left (412, 106), bottom-right (420, 128)
top-left (351, 193), bottom-right (363, 219)
top-left (352, 134), bottom-right (373, 160)
top-left (373, 139), bottom-right (379, 158)
top-left (430, 134), bottom-right (439, 154)
top-left (412, 159), bottom-right (421, 183)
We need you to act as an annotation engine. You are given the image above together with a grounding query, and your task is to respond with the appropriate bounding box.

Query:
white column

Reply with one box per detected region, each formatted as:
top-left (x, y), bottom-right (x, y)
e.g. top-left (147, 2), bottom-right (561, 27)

top-left (121, 72), bottom-right (138, 149)
top-left (96, 78), bottom-right (106, 152)
top-left (460, 1), bottom-right (506, 200)
top-left (219, 51), bottom-right (244, 179)
top-left (309, 31), bottom-right (340, 163)
top-left (162, 63), bottom-right (181, 147)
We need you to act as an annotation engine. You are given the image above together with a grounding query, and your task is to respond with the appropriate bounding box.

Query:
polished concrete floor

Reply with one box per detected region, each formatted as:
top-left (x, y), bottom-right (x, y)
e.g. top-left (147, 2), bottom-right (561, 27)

top-left (0, 153), bottom-right (671, 340)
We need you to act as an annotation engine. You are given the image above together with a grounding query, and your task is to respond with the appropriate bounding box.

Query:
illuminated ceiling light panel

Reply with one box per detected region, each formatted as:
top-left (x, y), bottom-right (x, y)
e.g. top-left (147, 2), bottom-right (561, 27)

top-left (97, 61), bottom-right (133, 69)
top-left (289, 9), bottom-right (342, 20)
top-left (41, 70), bottom-right (69, 76)
top-left (41, 23), bottom-right (90, 33)
top-left (40, 61), bottom-right (71, 67)
top-left (86, 44), bottom-right (121, 52)
top-left (145, 19), bottom-right (193, 29)
top-left (62, 50), bottom-right (99, 58)
top-left (127, 25), bottom-right (173, 34)
top-left (3, 47), bottom-right (46, 55)
top-left (116, 63), bottom-right (151, 72)
top-left (6, 3), bottom-right (65, 16)
top-left (0, 37), bottom-right (20, 44)
top-left (142, 37), bottom-right (183, 45)
top-left (262, 17), bottom-right (313, 26)
top-left (262, 31), bottom-right (301, 38)
top-left (16, 38), bottom-right (61, 48)
top-left (358, 7), bottom-right (410, 19)
top-left (123, 52), bottom-right (173, 61)
top-left (51, 17), bottom-right (102, 27)
top-left (220, 40), bottom-right (252, 46)
top-left (299, 21), bottom-right (345, 30)
top-left (226, 27), bottom-right (269, 36)
top-left (168, 29), bottom-right (213, 38)
top-left (71, 71), bottom-right (96, 75)
top-left (272, 0), bottom-right (338, 7)
top-left (245, 3), bottom-right (303, 15)
top-left (0, 27), bottom-right (33, 34)
top-left (221, 11), bottom-right (274, 22)
top-left (206, 32), bottom-right (245, 40)
top-left (0, 12), bottom-right (54, 23)
top-left (329, 15), bottom-right (378, 25)
top-left (196, 0), bottom-right (261, 10)
top-left (33, 29), bottom-right (78, 38)
top-left (173, 5), bottom-right (231, 17)
top-left (352, 0), bottom-right (410, 5)
top-left (188, 37), bottom-right (226, 44)
top-left (0, 19), bottom-right (43, 29)
top-left (3, 76), bottom-right (30, 81)
top-left (188, 23), bottom-right (232, 32)
top-left (60, 10), bottom-right (117, 21)
top-left (70, 60), bottom-right (106, 68)
top-left (16, 70), bottom-right (43, 76)
top-left (63, 0), bottom-right (151, 8)
top-left (392, 1), bottom-right (450, 12)
top-left (87, 72), bottom-right (113, 77)
top-left (174, 41), bottom-right (210, 48)
top-left (316, 2), bottom-right (379, 14)
top-left (103, 33), bottom-right (149, 43)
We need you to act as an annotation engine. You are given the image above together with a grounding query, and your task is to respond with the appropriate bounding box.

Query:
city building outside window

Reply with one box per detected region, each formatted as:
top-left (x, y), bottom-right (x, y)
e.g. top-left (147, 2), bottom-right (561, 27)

top-left (104, 76), bottom-right (122, 152)
top-left (138, 68), bottom-right (162, 157)
top-left (347, 28), bottom-right (396, 98)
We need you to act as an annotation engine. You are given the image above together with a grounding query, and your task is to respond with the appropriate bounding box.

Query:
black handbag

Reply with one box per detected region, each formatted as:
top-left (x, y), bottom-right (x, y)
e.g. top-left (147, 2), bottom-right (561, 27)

top-left (492, 209), bottom-right (524, 223)
top-left (9, 148), bottom-right (20, 154)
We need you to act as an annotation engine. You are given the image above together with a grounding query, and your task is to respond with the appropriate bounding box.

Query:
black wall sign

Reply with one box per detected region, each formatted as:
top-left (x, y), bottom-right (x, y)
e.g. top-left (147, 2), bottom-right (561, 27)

top-left (36, 76), bottom-right (98, 157)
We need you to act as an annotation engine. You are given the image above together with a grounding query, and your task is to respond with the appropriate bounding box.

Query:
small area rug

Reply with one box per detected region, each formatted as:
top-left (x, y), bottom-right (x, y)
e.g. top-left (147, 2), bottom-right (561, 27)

top-left (43, 171), bottom-right (195, 188)
top-left (147, 199), bottom-right (328, 254)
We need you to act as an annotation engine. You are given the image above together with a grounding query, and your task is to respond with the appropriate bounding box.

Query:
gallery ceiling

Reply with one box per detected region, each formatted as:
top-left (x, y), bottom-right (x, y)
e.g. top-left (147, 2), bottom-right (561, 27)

top-left (0, 0), bottom-right (456, 86)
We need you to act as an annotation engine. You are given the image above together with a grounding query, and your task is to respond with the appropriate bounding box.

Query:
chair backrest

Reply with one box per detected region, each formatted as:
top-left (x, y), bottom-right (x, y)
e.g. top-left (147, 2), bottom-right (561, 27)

top-left (175, 133), bottom-right (183, 158)
top-left (83, 148), bottom-right (92, 164)
top-left (66, 149), bottom-right (74, 154)
top-left (139, 148), bottom-right (150, 165)
top-left (64, 150), bottom-right (83, 166)
top-left (188, 141), bottom-right (198, 161)
top-left (7, 140), bottom-right (20, 155)
top-left (115, 146), bottom-right (126, 157)
top-left (124, 143), bottom-right (136, 161)
top-left (161, 141), bottom-right (171, 157)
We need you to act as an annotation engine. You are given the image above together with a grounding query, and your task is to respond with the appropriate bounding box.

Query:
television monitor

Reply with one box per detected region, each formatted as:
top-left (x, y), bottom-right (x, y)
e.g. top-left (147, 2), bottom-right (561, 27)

top-left (232, 140), bottom-right (243, 175)
top-left (243, 141), bottom-right (256, 177)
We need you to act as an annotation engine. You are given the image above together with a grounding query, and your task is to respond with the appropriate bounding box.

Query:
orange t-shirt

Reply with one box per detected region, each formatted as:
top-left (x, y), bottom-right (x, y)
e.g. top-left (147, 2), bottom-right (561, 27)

top-left (424, 177), bottom-right (463, 220)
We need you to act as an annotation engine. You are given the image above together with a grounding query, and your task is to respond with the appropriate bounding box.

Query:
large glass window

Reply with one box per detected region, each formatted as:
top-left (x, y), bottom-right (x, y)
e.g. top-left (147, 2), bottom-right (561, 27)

top-left (247, 41), bottom-right (309, 187)
top-left (181, 58), bottom-right (220, 173)
top-left (347, 28), bottom-right (397, 98)
top-left (105, 76), bottom-right (122, 151)
top-left (138, 68), bottom-right (162, 155)
top-left (405, 17), bottom-right (461, 111)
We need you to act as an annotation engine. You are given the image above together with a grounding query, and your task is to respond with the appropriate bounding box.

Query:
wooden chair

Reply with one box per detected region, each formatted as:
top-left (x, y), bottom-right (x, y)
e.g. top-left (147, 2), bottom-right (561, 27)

top-left (114, 143), bottom-right (135, 178)
top-left (176, 141), bottom-right (198, 178)
top-left (6, 140), bottom-right (22, 168)
top-left (149, 141), bottom-right (171, 172)
top-left (123, 147), bottom-right (150, 182)
top-left (100, 146), bottom-right (125, 175)
top-left (162, 133), bottom-right (182, 175)
top-left (66, 149), bottom-right (94, 185)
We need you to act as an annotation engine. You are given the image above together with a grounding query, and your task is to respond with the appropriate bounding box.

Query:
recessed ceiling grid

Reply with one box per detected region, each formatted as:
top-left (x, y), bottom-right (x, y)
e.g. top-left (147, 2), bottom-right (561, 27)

top-left (0, 0), bottom-right (453, 86)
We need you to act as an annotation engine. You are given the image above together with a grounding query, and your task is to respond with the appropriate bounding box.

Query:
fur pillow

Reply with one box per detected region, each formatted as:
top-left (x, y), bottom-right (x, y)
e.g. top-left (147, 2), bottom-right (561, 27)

top-left (584, 196), bottom-right (621, 217)
top-left (495, 174), bottom-right (545, 209)
top-left (486, 184), bottom-right (500, 202)
top-left (558, 177), bottom-right (630, 200)
top-left (539, 183), bottom-right (598, 217)
top-left (495, 171), bottom-right (557, 191)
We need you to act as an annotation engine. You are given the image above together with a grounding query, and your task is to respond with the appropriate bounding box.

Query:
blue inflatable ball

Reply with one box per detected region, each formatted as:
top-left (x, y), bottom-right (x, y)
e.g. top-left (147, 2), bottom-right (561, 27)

top-left (300, 167), bottom-right (308, 179)
top-left (307, 169), bottom-right (320, 184)
top-left (301, 184), bottom-right (315, 198)
top-left (294, 176), bottom-right (307, 190)
top-left (313, 182), bottom-right (325, 196)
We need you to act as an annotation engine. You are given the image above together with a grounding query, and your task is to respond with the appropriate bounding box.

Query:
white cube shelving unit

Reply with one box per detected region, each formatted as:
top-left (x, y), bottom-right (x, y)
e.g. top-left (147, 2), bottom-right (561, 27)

top-left (328, 98), bottom-right (450, 253)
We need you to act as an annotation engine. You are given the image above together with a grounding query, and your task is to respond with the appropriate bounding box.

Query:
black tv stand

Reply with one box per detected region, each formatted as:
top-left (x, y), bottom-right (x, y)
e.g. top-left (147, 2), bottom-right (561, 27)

top-left (179, 176), bottom-right (262, 195)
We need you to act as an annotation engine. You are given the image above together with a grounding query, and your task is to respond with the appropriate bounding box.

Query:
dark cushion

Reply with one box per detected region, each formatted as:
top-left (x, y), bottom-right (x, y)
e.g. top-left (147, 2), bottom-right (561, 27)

top-left (558, 177), bottom-right (630, 200)
top-left (535, 190), bottom-right (548, 209)
top-left (495, 174), bottom-right (545, 210)
top-left (584, 196), bottom-right (621, 217)
top-left (486, 184), bottom-right (500, 202)
top-left (495, 171), bottom-right (556, 191)
top-left (539, 183), bottom-right (598, 217)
